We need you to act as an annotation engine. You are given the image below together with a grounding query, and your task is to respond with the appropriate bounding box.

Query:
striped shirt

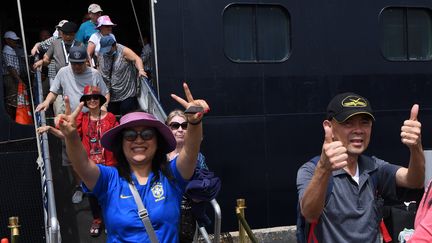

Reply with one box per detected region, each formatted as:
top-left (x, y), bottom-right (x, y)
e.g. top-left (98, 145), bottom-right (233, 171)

top-left (38, 36), bottom-right (58, 79)
top-left (2, 45), bottom-right (26, 76)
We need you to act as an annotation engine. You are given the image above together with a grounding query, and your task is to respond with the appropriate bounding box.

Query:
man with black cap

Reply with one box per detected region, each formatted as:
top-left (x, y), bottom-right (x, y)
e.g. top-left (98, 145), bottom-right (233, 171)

top-left (33, 22), bottom-right (81, 75)
top-left (36, 45), bottom-right (109, 204)
top-left (31, 20), bottom-right (68, 98)
top-left (36, 45), bottom-right (109, 113)
top-left (33, 21), bottom-right (83, 115)
top-left (296, 93), bottom-right (425, 242)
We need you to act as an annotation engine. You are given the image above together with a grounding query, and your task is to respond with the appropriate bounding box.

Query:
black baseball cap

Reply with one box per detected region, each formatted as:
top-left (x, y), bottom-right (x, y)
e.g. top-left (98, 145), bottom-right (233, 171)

top-left (326, 92), bottom-right (375, 122)
top-left (69, 46), bottom-right (87, 63)
top-left (60, 22), bottom-right (78, 34)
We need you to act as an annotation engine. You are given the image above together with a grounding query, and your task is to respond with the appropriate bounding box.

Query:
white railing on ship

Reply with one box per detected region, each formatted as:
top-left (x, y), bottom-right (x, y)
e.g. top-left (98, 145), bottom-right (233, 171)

top-left (34, 57), bottom-right (61, 243)
top-left (137, 77), bottom-right (167, 121)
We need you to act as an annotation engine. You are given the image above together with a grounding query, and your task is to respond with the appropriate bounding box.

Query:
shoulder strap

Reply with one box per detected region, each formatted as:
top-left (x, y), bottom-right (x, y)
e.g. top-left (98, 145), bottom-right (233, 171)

top-left (128, 183), bottom-right (160, 243)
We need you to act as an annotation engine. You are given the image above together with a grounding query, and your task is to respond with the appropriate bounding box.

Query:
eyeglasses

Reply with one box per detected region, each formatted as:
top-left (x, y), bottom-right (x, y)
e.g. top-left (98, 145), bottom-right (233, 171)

top-left (169, 122), bottom-right (187, 130)
top-left (122, 129), bottom-right (155, 141)
top-left (85, 95), bottom-right (100, 101)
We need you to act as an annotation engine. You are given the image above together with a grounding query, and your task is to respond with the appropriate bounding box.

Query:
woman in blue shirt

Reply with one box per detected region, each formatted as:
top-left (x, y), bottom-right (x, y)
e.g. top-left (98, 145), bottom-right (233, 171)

top-left (57, 83), bottom-right (209, 242)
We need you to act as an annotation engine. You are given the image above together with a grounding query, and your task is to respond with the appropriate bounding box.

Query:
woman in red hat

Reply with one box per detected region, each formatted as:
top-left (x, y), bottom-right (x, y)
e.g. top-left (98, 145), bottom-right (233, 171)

top-left (37, 85), bottom-right (118, 237)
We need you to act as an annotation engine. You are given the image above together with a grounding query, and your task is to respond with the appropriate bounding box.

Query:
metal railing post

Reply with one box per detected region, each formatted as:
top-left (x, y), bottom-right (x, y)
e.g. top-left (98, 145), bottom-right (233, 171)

top-left (8, 217), bottom-right (20, 243)
top-left (236, 199), bottom-right (258, 243)
top-left (34, 58), bottom-right (60, 243)
top-left (137, 77), bottom-right (167, 122)
top-left (198, 226), bottom-right (211, 243)
top-left (236, 199), bottom-right (246, 243)
top-left (211, 199), bottom-right (221, 243)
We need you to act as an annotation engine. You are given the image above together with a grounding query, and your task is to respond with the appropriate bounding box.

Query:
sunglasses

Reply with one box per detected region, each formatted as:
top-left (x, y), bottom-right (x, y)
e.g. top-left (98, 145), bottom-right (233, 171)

top-left (84, 95), bottom-right (100, 101)
top-left (169, 122), bottom-right (188, 130)
top-left (122, 129), bottom-right (155, 141)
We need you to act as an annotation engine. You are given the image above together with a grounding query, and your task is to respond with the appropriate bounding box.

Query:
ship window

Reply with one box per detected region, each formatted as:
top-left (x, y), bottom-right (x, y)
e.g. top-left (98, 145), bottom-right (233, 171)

top-left (223, 4), bottom-right (291, 62)
top-left (381, 7), bottom-right (432, 61)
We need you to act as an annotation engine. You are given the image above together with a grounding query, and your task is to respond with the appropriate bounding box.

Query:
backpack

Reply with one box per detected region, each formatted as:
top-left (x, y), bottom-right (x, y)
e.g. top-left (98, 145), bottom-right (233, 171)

top-left (296, 155), bottom-right (380, 243)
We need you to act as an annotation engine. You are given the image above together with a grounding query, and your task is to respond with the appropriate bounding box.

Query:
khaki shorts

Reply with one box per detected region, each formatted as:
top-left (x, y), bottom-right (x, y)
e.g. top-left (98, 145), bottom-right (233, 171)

top-left (53, 94), bottom-right (65, 116)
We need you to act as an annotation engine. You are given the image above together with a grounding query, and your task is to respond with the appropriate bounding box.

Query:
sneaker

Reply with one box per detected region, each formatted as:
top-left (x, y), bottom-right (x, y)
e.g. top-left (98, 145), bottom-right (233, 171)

top-left (72, 186), bottom-right (83, 204)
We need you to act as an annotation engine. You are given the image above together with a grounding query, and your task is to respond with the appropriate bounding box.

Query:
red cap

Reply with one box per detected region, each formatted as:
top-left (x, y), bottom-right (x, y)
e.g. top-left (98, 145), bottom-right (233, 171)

top-left (1, 238), bottom-right (9, 243)
top-left (79, 85), bottom-right (107, 107)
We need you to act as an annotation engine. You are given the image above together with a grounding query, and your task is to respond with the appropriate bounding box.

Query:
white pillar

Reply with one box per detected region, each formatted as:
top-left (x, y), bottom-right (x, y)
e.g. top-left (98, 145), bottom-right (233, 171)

top-left (424, 150), bottom-right (432, 187)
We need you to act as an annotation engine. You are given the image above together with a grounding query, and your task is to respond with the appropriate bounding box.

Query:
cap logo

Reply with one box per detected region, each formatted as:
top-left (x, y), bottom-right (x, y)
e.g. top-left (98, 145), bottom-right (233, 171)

top-left (341, 96), bottom-right (367, 107)
top-left (73, 51), bottom-right (82, 59)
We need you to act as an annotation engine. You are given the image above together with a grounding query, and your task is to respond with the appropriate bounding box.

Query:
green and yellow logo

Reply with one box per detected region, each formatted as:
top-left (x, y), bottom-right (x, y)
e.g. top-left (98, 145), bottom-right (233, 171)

top-left (341, 96), bottom-right (367, 107)
top-left (151, 182), bottom-right (165, 202)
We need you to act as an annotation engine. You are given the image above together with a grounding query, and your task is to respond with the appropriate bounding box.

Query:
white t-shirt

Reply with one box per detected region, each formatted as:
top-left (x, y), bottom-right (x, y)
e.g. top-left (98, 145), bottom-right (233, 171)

top-left (351, 163), bottom-right (360, 184)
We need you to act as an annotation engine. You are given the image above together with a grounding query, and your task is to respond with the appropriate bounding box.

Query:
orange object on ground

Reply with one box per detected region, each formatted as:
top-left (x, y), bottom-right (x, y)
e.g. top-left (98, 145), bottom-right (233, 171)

top-left (15, 81), bottom-right (33, 125)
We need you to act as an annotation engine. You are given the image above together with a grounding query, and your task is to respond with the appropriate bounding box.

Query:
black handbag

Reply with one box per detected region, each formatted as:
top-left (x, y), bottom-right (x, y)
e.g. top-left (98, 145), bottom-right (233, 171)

top-left (179, 198), bottom-right (196, 243)
top-left (383, 202), bottom-right (417, 243)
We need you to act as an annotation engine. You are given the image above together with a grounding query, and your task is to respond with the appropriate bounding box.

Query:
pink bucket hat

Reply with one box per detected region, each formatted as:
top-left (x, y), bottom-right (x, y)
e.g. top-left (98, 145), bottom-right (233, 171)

top-left (101, 112), bottom-right (176, 153)
top-left (96, 15), bottom-right (116, 29)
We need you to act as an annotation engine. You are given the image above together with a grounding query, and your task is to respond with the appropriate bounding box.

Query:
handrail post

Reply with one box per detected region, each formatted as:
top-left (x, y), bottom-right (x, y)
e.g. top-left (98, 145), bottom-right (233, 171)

top-left (210, 199), bottom-right (221, 243)
top-left (236, 199), bottom-right (246, 243)
top-left (138, 77), bottom-right (167, 122)
top-left (235, 211), bottom-right (258, 243)
top-left (8, 217), bottom-right (20, 243)
top-left (34, 57), bottom-right (61, 243)
top-left (198, 226), bottom-right (211, 243)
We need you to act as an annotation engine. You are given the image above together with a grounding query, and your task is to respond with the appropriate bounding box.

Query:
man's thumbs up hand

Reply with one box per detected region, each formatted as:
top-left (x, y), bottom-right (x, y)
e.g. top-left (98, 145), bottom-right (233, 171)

top-left (320, 122), bottom-right (348, 171)
top-left (401, 104), bottom-right (422, 147)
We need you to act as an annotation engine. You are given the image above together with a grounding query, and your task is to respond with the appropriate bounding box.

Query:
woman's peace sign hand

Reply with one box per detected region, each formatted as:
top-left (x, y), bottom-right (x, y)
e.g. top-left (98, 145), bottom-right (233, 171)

top-left (57, 96), bottom-right (84, 137)
top-left (171, 83), bottom-right (210, 124)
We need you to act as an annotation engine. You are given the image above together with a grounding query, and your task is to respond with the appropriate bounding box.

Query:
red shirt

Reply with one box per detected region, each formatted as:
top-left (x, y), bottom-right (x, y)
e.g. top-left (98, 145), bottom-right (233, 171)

top-left (76, 111), bottom-right (118, 166)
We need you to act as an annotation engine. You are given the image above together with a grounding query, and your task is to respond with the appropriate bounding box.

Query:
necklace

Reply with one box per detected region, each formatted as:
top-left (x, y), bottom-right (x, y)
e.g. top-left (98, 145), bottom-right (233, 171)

top-left (87, 110), bottom-right (101, 144)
